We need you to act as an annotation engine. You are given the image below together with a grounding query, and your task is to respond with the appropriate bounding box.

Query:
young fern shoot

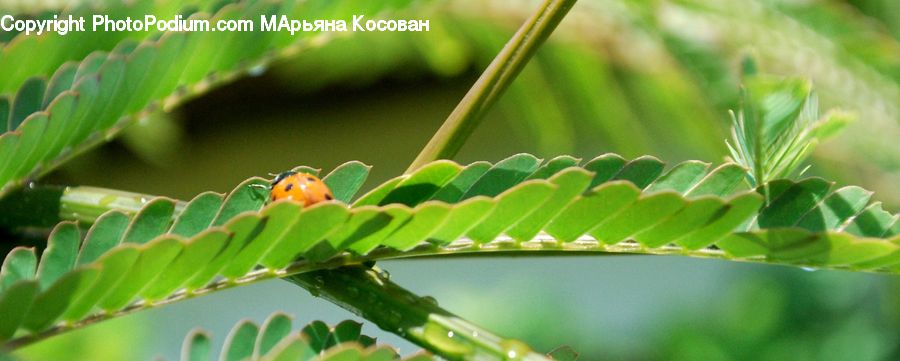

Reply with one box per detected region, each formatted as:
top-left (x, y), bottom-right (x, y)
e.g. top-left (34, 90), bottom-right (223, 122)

top-left (726, 75), bottom-right (853, 188)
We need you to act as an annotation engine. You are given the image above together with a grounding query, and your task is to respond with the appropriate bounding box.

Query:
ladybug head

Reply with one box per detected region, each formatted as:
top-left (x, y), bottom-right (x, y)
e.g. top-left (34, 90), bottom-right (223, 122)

top-left (271, 171), bottom-right (298, 187)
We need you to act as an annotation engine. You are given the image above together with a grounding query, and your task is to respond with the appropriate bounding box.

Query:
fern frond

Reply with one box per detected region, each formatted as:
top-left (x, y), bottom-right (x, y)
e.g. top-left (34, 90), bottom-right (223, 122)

top-left (0, 153), bottom-right (895, 347)
top-left (725, 75), bottom-right (852, 186)
top-left (0, 0), bottom-right (225, 96)
top-left (178, 313), bottom-right (430, 361)
top-left (0, 0), bottom-right (419, 199)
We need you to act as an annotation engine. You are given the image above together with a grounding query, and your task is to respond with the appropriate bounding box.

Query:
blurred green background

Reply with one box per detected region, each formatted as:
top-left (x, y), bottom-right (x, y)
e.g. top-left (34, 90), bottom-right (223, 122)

top-left (8, 0), bottom-right (900, 359)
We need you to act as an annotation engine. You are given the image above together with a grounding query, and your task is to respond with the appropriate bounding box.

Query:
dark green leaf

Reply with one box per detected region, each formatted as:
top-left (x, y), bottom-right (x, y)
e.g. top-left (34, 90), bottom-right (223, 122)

top-left (76, 211), bottom-right (130, 265)
top-left (461, 154), bottom-right (542, 200)
top-left (36, 222), bottom-right (81, 289)
top-left (323, 161), bottom-right (371, 203)
top-left (222, 320), bottom-right (259, 361)
top-left (611, 156), bottom-right (664, 189)
top-left (170, 192), bottom-right (225, 237)
top-left (121, 198), bottom-right (176, 244)
top-left (0, 247), bottom-right (37, 291)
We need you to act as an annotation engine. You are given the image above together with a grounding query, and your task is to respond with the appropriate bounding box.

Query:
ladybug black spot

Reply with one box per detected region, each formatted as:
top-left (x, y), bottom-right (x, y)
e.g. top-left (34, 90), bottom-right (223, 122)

top-left (325, 194), bottom-right (333, 200)
top-left (285, 183), bottom-right (294, 192)
top-left (307, 177), bottom-right (315, 182)
top-left (272, 171), bottom-right (297, 186)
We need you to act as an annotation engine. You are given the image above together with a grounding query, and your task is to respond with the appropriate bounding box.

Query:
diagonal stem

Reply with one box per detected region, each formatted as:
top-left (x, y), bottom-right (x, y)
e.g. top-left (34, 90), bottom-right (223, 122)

top-left (406, 0), bottom-right (578, 173)
top-left (286, 265), bottom-right (551, 361)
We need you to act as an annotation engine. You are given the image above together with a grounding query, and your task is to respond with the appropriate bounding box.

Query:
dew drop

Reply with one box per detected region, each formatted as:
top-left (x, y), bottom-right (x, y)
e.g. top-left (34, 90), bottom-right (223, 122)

top-left (248, 63), bottom-right (268, 76)
top-left (421, 296), bottom-right (438, 306)
top-left (377, 268), bottom-right (391, 280)
top-left (500, 340), bottom-right (530, 360)
top-left (801, 267), bottom-right (817, 272)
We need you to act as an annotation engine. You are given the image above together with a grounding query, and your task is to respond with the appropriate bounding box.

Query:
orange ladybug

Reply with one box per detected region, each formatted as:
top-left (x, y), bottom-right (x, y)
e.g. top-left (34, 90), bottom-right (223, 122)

top-left (269, 171), bottom-right (334, 206)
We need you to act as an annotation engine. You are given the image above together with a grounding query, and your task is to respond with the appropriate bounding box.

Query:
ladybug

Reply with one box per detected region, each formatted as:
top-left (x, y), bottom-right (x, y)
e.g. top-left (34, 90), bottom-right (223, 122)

top-left (268, 171), bottom-right (334, 206)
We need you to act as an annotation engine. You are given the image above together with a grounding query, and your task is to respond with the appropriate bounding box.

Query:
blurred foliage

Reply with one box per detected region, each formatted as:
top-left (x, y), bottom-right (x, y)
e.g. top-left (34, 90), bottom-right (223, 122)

top-left (1, 0), bottom-right (897, 359)
top-left (13, 314), bottom-right (148, 361)
top-left (648, 270), bottom-right (900, 361)
top-left (444, 261), bottom-right (900, 361)
top-left (266, 0), bottom-right (900, 207)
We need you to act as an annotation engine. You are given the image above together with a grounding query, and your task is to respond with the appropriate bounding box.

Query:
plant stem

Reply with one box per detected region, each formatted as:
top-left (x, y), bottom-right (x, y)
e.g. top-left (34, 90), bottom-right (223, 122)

top-left (0, 184), bottom-right (184, 230)
top-left (406, 0), bottom-right (578, 173)
top-left (286, 266), bottom-right (550, 361)
top-left (58, 186), bottom-right (185, 223)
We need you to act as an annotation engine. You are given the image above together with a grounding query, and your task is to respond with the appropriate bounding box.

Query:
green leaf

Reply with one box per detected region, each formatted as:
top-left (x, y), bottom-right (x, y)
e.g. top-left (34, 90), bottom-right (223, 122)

top-left (844, 202), bottom-right (897, 238)
top-left (23, 267), bottom-right (99, 332)
top-left (467, 181), bottom-right (556, 243)
top-left (220, 201), bottom-right (302, 279)
top-left (8, 78), bottom-right (46, 131)
top-left (324, 321), bottom-right (363, 349)
top-left (795, 186), bottom-right (872, 232)
top-left (76, 211), bottom-right (130, 265)
top-left (325, 207), bottom-right (393, 255)
top-left (507, 168), bottom-right (594, 242)
top-left (4, 153), bottom-right (896, 346)
top-left (758, 178), bottom-right (832, 228)
top-left (212, 178), bottom-right (268, 226)
top-left (63, 246), bottom-right (141, 321)
top-left (429, 197), bottom-right (495, 244)
top-left (677, 193), bottom-right (764, 250)
top-left (382, 202), bottom-right (451, 250)
top-left (461, 153), bottom-right (542, 199)
top-left (261, 203), bottom-right (350, 269)
top-left (254, 313), bottom-right (293, 359)
top-left (182, 330), bottom-right (212, 361)
top-left (36, 222), bottom-right (80, 289)
top-left (0, 247), bottom-right (37, 291)
top-left (685, 163), bottom-right (747, 198)
top-left (175, 315), bottom-right (420, 361)
top-left (645, 160), bottom-right (709, 194)
top-left (121, 198), bottom-right (176, 244)
top-left (323, 161), bottom-right (371, 203)
top-left (429, 161), bottom-right (491, 203)
top-left (545, 182), bottom-right (641, 242)
top-left (1, 116), bottom-right (47, 186)
top-left (591, 192), bottom-right (687, 245)
top-left (526, 155), bottom-right (580, 180)
top-left (170, 192), bottom-right (225, 237)
top-left (0, 281), bottom-right (38, 341)
top-left (0, 99), bottom-right (8, 130)
top-left (261, 338), bottom-right (315, 361)
top-left (98, 236), bottom-right (183, 311)
top-left (633, 197), bottom-right (728, 248)
top-left (583, 154), bottom-right (627, 188)
top-left (184, 214), bottom-right (266, 290)
top-left (380, 160), bottom-right (462, 206)
top-left (343, 206), bottom-right (412, 256)
top-left (611, 156), bottom-right (664, 189)
top-left (301, 320), bottom-right (331, 352)
top-left (352, 176), bottom-right (406, 207)
top-left (221, 320), bottom-right (259, 361)
top-left (142, 230), bottom-right (231, 301)
top-left (43, 63), bottom-right (78, 108)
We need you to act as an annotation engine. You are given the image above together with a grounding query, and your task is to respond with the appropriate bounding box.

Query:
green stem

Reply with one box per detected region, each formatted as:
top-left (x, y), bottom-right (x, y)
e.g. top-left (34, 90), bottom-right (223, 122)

top-left (58, 186), bottom-right (185, 224)
top-left (406, 0), bottom-right (578, 173)
top-left (286, 266), bottom-right (550, 361)
top-left (0, 185), bottom-right (183, 231)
